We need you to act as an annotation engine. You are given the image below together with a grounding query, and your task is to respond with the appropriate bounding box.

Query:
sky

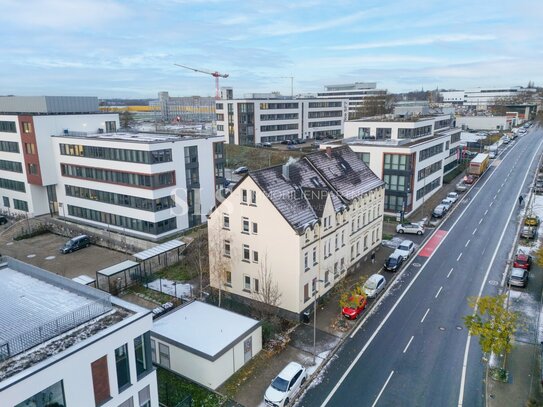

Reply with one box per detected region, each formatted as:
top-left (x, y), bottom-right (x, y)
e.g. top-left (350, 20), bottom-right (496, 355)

top-left (1, 0), bottom-right (542, 99)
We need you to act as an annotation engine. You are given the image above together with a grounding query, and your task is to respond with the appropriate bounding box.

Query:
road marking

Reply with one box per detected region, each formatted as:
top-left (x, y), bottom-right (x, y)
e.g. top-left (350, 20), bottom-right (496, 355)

top-left (457, 253), bottom-right (463, 261)
top-left (472, 228), bottom-right (477, 235)
top-left (403, 336), bottom-right (414, 353)
top-left (484, 209), bottom-right (488, 216)
top-left (371, 371), bottom-right (394, 407)
top-left (498, 188), bottom-right (501, 193)
top-left (435, 286), bottom-right (443, 298)
top-left (479, 218), bottom-right (483, 224)
top-left (493, 194), bottom-right (497, 200)
top-left (465, 240), bottom-right (470, 247)
top-left (421, 308), bottom-right (430, 323)
top-left (323, 150), bottom-right (514, 407)
top-left (490, 201), bottom-right (494, 207)
top-left (458, 133), bottom-right (543, 407)
top-left (447, 268), bottom-right (454, 278)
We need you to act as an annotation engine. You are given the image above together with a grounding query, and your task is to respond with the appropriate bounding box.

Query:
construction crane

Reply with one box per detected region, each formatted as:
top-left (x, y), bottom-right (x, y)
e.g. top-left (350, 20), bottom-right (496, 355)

top-left (174, 64), bottom-right (229, 100)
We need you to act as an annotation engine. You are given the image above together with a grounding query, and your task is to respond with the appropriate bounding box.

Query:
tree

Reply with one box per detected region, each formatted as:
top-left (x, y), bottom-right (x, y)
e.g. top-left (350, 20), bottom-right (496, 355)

top-left (119, 110), bottom-right (136, 128)
top-left (353, 95), bottom-right (388, 119)
top-left (464, 294), bottom-right (518, 357)
top-left (207, 222), bottom-right (232, 307)
top-left (186, 230), bottom-right (209, 300)
top-left (338, 276), bottom-right (368, 309)
top-left (252, 254), bottom-right (282, 317)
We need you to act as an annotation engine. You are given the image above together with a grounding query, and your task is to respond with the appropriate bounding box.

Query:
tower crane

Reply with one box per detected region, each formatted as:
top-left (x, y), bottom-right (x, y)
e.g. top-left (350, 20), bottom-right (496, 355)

top-left (174, 64), bottom-right (229, 100)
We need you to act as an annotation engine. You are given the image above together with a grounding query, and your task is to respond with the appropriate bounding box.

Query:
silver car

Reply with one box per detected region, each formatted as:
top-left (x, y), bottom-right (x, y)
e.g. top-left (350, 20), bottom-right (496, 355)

top-left (509, 268), bottom-right (528, 288)
top-left (396, 223), bottom-right (424, 235)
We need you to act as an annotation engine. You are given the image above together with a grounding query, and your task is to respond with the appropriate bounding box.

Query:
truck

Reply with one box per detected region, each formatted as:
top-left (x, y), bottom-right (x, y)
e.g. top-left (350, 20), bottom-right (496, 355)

top-left (468, 153), bottom-right (490, 176)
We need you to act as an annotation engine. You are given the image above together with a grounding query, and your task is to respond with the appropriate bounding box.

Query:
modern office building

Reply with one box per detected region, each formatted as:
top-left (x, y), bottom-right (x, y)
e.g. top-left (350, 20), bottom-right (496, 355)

top-left (51, 132), bottom-right (225, 239)
top-left (316, 82), bottom-right (388, 120)
top-left (215, 94), bottom-right (345, 145)
top-left (327, 114), bottom-right (461, 215)
top-left (0, 256), bottom-right (158, 407)
top-left (441, 87), bottom-right (537, 108)
top-left (0, 96), bottom-right (119, 217)
top-left (151, 91), bottom-right (215, 123)
top-left (208, 146), bottom-right (384, 320)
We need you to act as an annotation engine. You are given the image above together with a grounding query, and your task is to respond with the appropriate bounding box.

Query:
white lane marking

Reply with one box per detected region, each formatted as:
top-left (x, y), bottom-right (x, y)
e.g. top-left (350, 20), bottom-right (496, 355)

top-left (447, 268), bottom-right (454, 278)
top-left (435, 286), bottom-right (443, 298)
top-left (457, 253), bottom-right (463, 261)
top-left (484, 209), bottom-right (489, 216)
top-left (458, 133), bottom-right (543, 407)
top-left (322, 147), bottom-right (515, 407)
top-left (421, 308), bottom-right (430, 323)
top-left (472, 228), bottom-right (477, 235)
top-left (498, 188), bottom-right (501, 193)
top-left (479, 218), bottom-right (483, 224)
top-left (465, 240), bottom-right (470, 247)
top-left (403, 336), bottom-right (414, 354)
top-left (493, 194), bottom-right (497, 200)
top-left (371, 371), bottom-right (394, 407)
top-left (490, 201), bottom-right (494, 207)
top-left (501, 183), bottom-right (505, 187)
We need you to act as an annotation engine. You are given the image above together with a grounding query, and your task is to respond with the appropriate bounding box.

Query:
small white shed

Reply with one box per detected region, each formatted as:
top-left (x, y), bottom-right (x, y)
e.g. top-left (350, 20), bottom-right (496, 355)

top-left (151, 301), bottom-right (262, 389)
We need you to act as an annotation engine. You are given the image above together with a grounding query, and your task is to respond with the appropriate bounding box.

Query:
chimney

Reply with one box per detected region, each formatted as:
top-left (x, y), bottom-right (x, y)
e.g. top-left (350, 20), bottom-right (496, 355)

top-left (282, 163), bottom-right (290, 180)
top-left (326, 146), bottom-right (332, 158)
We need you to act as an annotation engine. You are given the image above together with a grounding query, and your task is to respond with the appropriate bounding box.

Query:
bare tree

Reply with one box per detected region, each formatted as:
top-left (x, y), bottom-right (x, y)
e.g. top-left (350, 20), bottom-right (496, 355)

top-left (252, 254), bottom-right (282, 317)
top-left (186, 230), bottom-right (209, 300)
top-left (208, 222), bottom-right (232, 307)
top-left (353, 95), bottom-right (388, 119)
top-left (119, 110), bottom-right (136, 128)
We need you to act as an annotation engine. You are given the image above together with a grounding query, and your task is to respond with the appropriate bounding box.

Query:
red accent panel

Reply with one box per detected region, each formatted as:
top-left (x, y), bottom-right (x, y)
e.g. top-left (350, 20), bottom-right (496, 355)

top-left (419, 229), bottom-right (447, 257)
top-left (18, 115), bottom-right (43, 186)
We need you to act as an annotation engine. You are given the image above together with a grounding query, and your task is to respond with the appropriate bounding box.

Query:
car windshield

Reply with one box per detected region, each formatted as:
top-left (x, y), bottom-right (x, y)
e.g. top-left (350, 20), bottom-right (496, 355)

top-left (271, 376), bottom-right (289, 392)
top-left (387, 258), bottom-right (398, 266)
top-left (365, 279), bottom-right (378, 290)
top-left (511, 269), bottom-right (525, 278)
top-left (398, 245), bottom-right (408, 251)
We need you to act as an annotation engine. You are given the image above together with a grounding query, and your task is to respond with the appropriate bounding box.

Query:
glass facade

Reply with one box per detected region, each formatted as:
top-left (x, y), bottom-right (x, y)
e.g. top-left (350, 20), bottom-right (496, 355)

top-left (237, 103), bottom-right (255, 145)
top-left (184, 145), bottom-right (201, 227)
top-left (398, 125), bottom-right (432, 139)
top-left (115, 344), bottom-right (131, 390)
top-left (61, 164), bottom-right (175, 189)
top-left (308, 101), bottom-right (343, 108)
top-left (134, 332), bottom-right (153, 378)
top-left (15, 380), bottom-right (66, 407)
top-left (308, 120), bottom-right (341, 128)
top-left (308, 111), bottom-right (342, 118)
top-left (59, 144), bottom-right (172, 164)
top-left (260, 113), bottom-right (298, 120)
top-left (260, 123), bottom-right (298, 132)
top-left (383, 153), bottom-right (412, 213)
top-left (68, 205), bottom-right (177, 235)
top-left (419, 144), bottom-right (444, 161)
top-left (416, 177), bottom-right (441, 200)
top-left (418, 161), bottom-right (442, 181)
top-left (259, 102), bottom-right (299, 109)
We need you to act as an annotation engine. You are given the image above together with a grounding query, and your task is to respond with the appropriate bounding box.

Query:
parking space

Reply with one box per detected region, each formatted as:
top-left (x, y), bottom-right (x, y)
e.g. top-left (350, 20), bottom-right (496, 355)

top-left (1, 232), bottom-right (130, 280)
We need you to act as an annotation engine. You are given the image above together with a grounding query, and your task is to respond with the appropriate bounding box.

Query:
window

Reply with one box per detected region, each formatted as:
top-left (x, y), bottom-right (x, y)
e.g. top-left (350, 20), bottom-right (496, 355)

top-left (341, 230), bottom-right (345, 246)
top-left (22, 121), bottom-right (32, 133)
top-left (252, 222), bottom-right (258, 234)
top-left (159, 343), bottom-right (170, 369)
top-left (134, 332), bottom-right (152, 378)
top-left (419, 143), bottom-right (444, 161)
top-left (254, 278), bottom-right (259, 293)
top-left (356, 152), bottom-right (370, 165)
top-left (335, 234), bottom-right (338, 250)
top-left (0, 159), bottom-right (22, 173)
top-left (384, 154), bottom-right (408, 170)
top-left (323, 217), bottom-right (328, 229)
top-left (115, 344), bottom-right (131, 391)
top-left (138, 385), bottom-right (151, 407)
top-left (304, 283), bottom-right (309, 302)
top-left (244, 275), bottom-right (251, 290)
top-left (0, 120), bottom-right (17, 133)
top-left (224, 240), bottom-right (231, 257)
top-left (242, 189), bottom-right (248, 203)
top-left (223, 214), bottom-right (230, 229)
top-left (357, 127), bottom-right (371, 139)
top-left (253, 250), bottom-right (259, 263)
top-left (24, 143), bottom-right (36, 154)
top-left (243, 244), bottom-right (250, 261)
top-left (15, 380), bottom-right (67, 407)
top-left (27, 163), bottom-right (38, 175)
top-left (312, 278), bottom-right (317, 295)
top-left (312, 247), bottom-right (317, 265)
top-left (304, 252), bottom-right (309, 270)
top-left (2, 196), bottom-right (9, 208)
top-left (363, 236), bottom-right (368, 250)
top-left (119, 397), bottom-right (134, 407)
top-left (242, 218), bottom-right (249, 233)
top-left (13, 199), bottom-right (28, 212)
top-left (226, 271), bottom-right (232, 285)
top-left (150, 339), bottom-right (156, 363)
top-left (91, 356), bottom-right (110, 405)
top-left (325, 270), bottom-right (330, 284)
top-left (251, 190), bottom-right (257, 204)
top-left (356, 241), bottom-right (360, 255)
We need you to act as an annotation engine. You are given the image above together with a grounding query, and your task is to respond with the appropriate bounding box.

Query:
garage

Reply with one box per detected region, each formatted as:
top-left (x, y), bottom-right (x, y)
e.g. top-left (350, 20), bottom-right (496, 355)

top-left (151, 300), bottom-right (262, 390)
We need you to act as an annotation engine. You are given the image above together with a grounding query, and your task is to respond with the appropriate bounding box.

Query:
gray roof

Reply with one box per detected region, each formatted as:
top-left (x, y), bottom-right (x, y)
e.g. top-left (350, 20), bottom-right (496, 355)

top-left (0, 96), bottom-right (99, 114)
top-left (97, 260), bottom-right (139, 277)
top-left (133, 239), bottom-right (185, 261)
top-left (248, 146), bottom-right (381, 233)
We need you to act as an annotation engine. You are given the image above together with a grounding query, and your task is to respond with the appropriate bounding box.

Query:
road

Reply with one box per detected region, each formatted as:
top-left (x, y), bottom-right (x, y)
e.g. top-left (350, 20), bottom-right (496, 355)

top-left (298, 125), bottom-right (543, 407)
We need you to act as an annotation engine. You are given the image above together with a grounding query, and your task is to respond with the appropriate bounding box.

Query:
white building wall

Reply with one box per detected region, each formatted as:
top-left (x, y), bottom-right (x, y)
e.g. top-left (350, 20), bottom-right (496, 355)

top-left (1, 313), bottom-right (158, 407)
top-left (456, 116), bottom-right (512, 130)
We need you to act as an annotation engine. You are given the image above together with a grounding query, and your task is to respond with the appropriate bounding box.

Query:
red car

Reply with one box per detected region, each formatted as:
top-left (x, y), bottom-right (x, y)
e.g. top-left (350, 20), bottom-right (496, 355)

top-left (513, 253), bottom-right (532, 270)
top-left (342, 295), bottom-right (368, 320)
top-left (464, 175), bottom-right (475, 184)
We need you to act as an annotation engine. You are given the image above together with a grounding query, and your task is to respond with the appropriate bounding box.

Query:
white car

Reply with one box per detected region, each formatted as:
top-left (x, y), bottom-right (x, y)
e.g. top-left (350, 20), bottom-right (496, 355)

top-left (446, 192), bottom-right (459, 203)
top-left (396, 223), bottom-right (424, 235)
top-left (363, 274), bottom-right (387, 298)
top-left (395, 239), bottom-right (415, 260)
top-left (441, 198), bottom-right (454, 210)
top-left (265, 362), bottom-right (307, 407)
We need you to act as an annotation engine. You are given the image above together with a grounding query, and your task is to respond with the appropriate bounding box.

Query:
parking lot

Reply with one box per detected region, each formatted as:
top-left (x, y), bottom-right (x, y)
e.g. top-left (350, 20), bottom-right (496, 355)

top-left (0, 231), bottom-right (130, 280)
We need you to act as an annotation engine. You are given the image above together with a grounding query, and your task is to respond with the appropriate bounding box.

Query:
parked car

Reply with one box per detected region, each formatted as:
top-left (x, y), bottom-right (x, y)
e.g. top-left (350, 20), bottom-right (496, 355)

top-left (501, 136), bottom-right (511, 144)
top-left (524, 215), bottom-right (540, 226)
top-left (233, 166), bottom-right (249, 174)
top-left (363, 274), bottom-right (387, 298)
top-left (287, 145), bottom-right (297, 150)
top-left (384, 252), bottom-right (404, 272)
top-left (513, 253), bottom-right (532, 270)
top-left (0, 215), bottom-right (7, 225)
top-left (60, 235), bottom-right (91, 254)
top-left (263, 142), bottom-right (272, 148)
top-left (456, 182), bottom-right (468, 193)
top-left (521, 226), bottom-right (537, 239)
top-left (509, 267), bottom-right (528, 288)
top-left (395, 240), bottom-right (415, 260)
top-left (341, 294), bottom-right (368, 320)
top-left (489, 151), bottom-right (496, 159)
top-left (463, 175), bottom-right (475, 185)
top-left (280, 140), bottom-right (293, 145)
top-left (441, 198), bottom-right (454, 211)
top-left (396, 223), bottom-right (424, 235)
top-left (446, 192), bottom-right (459, 203)
top-left (264, 362), bottom-right (307, 407)
top-left (432, 204), bottom-right (448, 218)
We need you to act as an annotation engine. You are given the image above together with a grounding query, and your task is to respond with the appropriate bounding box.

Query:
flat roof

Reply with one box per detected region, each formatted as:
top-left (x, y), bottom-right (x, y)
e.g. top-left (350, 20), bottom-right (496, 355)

top-left (53, 131), bottom-right (220, 143)
top-left (152, 301), bottom-right (260, 360)
top-left (97, 260), bottom-right (139, 277)
top-left (351, 114), bottom-right (449, 123)
top-left (134, 239), bottom-right (185, 261)
top-left (72, 275), bottom-right (96, 285)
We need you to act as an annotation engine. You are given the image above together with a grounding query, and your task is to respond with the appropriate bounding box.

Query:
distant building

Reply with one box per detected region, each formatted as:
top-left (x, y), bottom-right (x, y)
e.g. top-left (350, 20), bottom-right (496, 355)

top-left (216, 94), bottom-right (346, 145)
top-left (0, 256), bottom-right (158, 407)
top-left (394, 101), bottom-right (431, 116)
top-left (317, 82), bottom-right (388, 120)
top-left (150, 91), bottom-right (215, 123)
top-left (329, 114), bottom-right (461, 215)
top-left (441, 87), bottom-right (537, 109)
top-left (208, 146), bottom-right (384, 320)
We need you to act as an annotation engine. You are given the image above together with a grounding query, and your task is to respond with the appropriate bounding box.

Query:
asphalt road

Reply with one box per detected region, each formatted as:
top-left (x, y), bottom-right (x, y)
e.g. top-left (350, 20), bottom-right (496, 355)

top-left (297, 125), bottom-right (543, 407)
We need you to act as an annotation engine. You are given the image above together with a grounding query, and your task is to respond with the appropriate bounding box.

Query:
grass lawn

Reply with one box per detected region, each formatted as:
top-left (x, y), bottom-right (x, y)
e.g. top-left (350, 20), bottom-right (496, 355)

top-left (128, 284), bottom-right (173, 304)
top-left (225, 144), bottom-right (303, 170)
top-left (157, 367), bottom-right (227, 407)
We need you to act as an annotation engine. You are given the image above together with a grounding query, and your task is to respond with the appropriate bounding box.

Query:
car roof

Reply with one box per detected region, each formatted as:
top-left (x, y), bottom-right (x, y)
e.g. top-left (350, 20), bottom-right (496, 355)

top-left (389, 251), bottom-right (402, 259)
top-left (278, 362), bottom-right (304, 379)
top-left (511, 268), bottom-right (526, 277)
top-left (515, 253), bottom-right (530, 260)
top-left (399, 239), bottom-right (413, 246)
top-left (435, 204), bottom-right (446, 209)
top-left (367, 274), bottom-right (384, 283)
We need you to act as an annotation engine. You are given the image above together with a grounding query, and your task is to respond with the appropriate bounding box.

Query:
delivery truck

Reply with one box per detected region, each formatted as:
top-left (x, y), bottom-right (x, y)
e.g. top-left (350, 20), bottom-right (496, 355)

top-left (468, 153), bottom-right (490, 176)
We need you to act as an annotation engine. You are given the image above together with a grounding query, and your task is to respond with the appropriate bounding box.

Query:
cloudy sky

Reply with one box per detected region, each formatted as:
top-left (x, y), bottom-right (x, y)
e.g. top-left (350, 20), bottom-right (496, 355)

top-left (1, 0), bottom-right (541, 98)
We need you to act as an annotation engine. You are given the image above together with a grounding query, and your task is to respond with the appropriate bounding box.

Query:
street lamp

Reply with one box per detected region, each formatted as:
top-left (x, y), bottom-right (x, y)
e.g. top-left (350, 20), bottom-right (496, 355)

top-left (313, 278), bottom-right (325, 364)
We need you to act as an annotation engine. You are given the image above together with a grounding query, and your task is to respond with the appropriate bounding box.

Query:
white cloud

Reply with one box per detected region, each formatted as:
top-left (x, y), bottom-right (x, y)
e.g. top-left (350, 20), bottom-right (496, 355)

top-left (330, 34), bottom-right (496, 50)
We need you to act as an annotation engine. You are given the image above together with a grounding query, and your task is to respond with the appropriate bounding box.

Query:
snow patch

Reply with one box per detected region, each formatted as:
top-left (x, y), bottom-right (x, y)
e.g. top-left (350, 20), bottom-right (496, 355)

top-left (147, 278), bottom-right (193, 300)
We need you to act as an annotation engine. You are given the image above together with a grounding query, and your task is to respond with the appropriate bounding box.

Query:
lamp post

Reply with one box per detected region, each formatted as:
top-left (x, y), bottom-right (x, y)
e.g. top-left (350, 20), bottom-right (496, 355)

top-left (313, 278), bottom-right (324, 364)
